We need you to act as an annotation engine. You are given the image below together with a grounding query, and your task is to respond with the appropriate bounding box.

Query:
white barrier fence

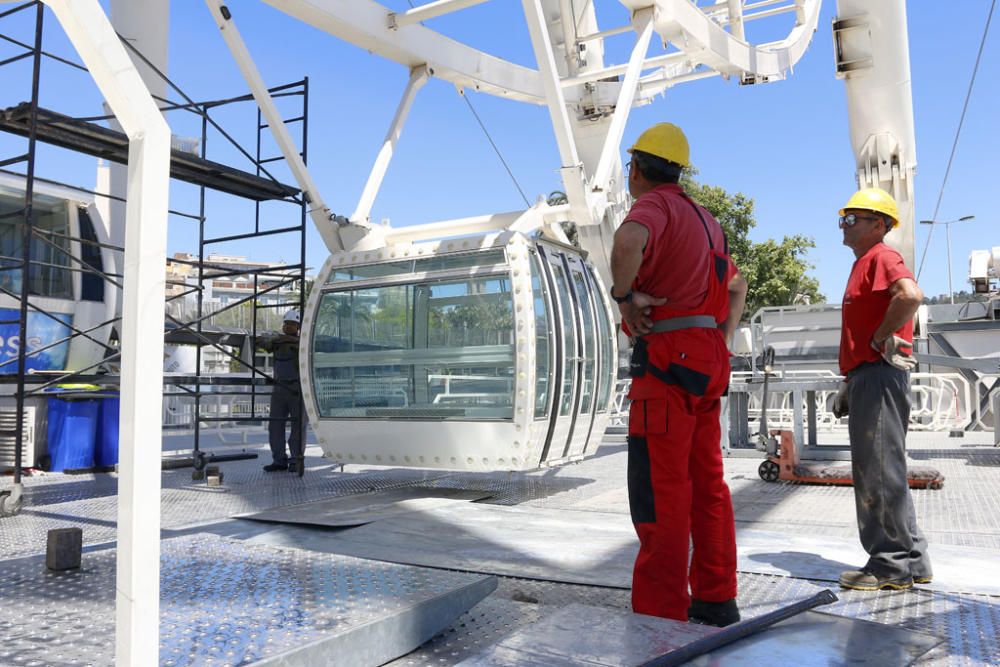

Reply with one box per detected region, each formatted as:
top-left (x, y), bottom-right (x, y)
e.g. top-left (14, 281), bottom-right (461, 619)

top-left (610, 371), bottom-right (981, 434)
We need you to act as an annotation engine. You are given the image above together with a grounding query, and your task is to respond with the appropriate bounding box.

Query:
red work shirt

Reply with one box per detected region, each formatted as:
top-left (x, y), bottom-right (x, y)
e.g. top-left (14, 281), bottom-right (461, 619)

top-left (839, 242), bottom-right (914, 375)
top-left (625, 183), bottom-right (733, 312)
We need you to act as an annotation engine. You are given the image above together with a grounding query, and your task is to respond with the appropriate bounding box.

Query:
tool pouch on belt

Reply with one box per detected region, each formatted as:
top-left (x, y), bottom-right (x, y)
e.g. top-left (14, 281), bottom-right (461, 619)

top-left (632, 339), bottom-right (711, 397)
top-left (629, 337), bottom-right (649, 378)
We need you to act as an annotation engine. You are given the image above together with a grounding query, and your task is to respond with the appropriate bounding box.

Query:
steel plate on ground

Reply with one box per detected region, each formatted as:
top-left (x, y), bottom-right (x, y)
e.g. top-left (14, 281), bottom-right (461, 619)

top-left (235, 487), bottom-right (493, 527)
top-left (455, 603), bottom-right (943, 666)
top-left (244, 503), bottom-right (638, 588)
top-left (0, 533), bottom-right (496, 667)
top-left (737, 528), bottom-right (1000, 596)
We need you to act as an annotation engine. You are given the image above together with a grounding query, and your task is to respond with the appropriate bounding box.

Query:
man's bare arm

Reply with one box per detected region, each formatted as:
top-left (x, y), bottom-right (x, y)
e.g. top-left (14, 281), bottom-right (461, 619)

top-left (873, 277), bottom-right (923, 343)
top-left (719, 271), bottom-right (748, 344)
top-left (610, 221), bottom-right (648, 298)
top-left (610, 221), bottom-right (665, 335)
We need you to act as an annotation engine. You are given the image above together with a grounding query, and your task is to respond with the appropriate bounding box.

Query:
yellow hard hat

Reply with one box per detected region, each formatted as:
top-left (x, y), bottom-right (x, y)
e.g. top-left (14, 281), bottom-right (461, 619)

top-left (839, 188), bottom-right (899, 228)
top-left (627, 123), bottom-right (690, 168)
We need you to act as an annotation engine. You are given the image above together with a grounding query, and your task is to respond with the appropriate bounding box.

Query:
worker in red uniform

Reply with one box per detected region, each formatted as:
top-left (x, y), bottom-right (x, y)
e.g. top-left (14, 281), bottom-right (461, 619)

top-left (610, 123), bottom-right (748, 626)
top-left (834, 188), bottom-right (932, 591)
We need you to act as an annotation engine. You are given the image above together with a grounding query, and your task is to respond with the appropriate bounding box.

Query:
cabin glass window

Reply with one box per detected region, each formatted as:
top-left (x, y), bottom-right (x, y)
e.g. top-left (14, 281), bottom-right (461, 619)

top-left (312, 273), bottom-right (515, 419)
top-left (0, 192), bottom-right (72, 299)
top-left (326, 249), bottom-right (506, 284)
top-left (77, 207), bottom-right (105, 302)
top-left (529, 253), bottom-right (552, 418)
top-left (589, 264), bottom-right (614, 412)
top-left (570, 265), bottom-right (596, 415)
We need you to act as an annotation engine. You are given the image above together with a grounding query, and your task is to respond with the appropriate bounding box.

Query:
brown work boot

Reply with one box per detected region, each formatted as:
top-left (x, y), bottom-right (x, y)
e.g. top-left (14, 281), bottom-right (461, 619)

top-left (687, 598), bottom-right (740, 627)
top-left (839, 569), bottom-right (913, 591)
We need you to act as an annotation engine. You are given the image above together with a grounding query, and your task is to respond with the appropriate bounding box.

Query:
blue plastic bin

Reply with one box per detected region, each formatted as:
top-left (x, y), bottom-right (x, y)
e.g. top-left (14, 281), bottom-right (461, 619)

top-left (96, 395), bottom-right (120, 467)
top-left (46, 396), bottom-right (99, 471)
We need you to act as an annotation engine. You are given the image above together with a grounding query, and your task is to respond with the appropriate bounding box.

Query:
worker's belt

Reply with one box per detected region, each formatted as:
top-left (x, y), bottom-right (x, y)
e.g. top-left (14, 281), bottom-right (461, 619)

top-left (645, 315), bottom-right (717, 335)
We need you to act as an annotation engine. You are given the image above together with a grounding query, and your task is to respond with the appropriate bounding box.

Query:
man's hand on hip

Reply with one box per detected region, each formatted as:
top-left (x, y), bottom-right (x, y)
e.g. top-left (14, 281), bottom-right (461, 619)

top-left (832, 381), bottom-right (849, 418)
top-left (619, 291), bottom-right (667, 336)
top-left (871, 335), bottom-right (917, 371)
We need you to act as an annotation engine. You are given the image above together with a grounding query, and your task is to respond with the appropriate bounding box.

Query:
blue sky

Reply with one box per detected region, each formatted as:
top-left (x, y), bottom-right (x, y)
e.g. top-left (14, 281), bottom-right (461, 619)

top-left (1, 2), bottom-right (996, 300)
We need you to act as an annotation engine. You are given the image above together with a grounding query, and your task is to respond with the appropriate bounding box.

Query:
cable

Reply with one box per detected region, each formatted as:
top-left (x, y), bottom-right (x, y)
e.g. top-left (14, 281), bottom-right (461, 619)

top-left (461, 91), bottom-right (531, 207)
top-left (916, 0), bottom-right (996, 281)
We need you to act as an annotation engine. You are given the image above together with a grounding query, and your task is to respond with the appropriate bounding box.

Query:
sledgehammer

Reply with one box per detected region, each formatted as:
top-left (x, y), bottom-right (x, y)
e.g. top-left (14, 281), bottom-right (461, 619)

top-left (640, 589), bottom-right (840, 667)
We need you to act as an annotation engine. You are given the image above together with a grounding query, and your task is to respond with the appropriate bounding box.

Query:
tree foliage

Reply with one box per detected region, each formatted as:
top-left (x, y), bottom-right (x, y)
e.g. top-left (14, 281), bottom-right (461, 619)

top-left (681, 171), bottom-right (824, 317)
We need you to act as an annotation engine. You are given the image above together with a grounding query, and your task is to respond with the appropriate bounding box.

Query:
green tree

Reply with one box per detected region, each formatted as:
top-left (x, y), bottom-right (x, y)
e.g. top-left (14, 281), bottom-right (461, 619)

top-left (681, 171), bottom-right (824, 317)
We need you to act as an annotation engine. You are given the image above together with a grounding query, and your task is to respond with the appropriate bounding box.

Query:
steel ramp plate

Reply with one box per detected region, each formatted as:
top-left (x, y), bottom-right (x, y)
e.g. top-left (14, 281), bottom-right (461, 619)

top-left (455, 603), bottom-right (944, 666)
top-left (0, 533), bottom-right (496, 666)
top-left (235, 487), bottom-right (493, 528)
top-left (243, 502), bottom-right (638, 588)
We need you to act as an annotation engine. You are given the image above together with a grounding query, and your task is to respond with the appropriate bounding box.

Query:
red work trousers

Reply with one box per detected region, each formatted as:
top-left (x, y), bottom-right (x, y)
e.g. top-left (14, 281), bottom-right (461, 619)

top-left (628, 383), bottom-right (737, 621)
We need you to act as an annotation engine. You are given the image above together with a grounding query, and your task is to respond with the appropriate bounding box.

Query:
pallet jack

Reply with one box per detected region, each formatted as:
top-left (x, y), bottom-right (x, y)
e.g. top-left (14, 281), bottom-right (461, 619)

top-left (753, 347), bottom-right (945, 490)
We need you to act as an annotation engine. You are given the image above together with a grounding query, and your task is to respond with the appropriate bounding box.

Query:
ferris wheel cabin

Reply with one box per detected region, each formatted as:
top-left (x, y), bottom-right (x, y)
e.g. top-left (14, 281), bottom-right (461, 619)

top-left (301, 231), bottom-right (618, 472)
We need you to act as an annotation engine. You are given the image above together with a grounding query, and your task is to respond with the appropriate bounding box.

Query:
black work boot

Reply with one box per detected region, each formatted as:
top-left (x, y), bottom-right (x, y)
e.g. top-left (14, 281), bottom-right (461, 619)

top-left (688, 598), bottom-right (741, 627)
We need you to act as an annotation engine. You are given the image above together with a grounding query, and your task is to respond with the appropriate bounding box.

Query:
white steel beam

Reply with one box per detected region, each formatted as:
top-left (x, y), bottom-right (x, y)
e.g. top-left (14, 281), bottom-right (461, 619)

top-left (263, 0), bottom-right (545, 103)
top-left (743, 4), bottom-right (797, 23)
top-left (388, 0), bottom-right (491, 29)
top-left (205, 0), bottom-right (349, 253)
top-left (560, 51), bottom-right (686, 89)
top-left (521, 0), bottom-right (590, 224)
top-left (38, 1), bottom-right (171, 665)
top-left (576, 24), bottom-right (633, 44)
top-left (352, 66), bottom-right (429, 226)
top-left (591, 8), bottom-right (654, 191)
top-left (383, 203), bottom-right (570, 243)
top-left (619, 0), bottom-right (821, 80)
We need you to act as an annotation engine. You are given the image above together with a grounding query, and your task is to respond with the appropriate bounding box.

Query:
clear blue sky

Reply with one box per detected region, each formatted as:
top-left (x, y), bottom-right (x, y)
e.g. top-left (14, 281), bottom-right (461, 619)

top-left (1, 2), bottom-right (996, 301)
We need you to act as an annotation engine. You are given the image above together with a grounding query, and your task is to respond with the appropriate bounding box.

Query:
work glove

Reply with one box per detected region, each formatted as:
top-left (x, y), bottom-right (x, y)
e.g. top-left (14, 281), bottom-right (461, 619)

top-left (871, 335), bottom-right (917, 371)
top-left (832, 382), bottom-right (849, 419)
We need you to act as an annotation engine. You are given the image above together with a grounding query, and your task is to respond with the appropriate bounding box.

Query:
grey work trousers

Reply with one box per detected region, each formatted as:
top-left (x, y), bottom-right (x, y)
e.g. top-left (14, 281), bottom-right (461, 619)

top-left (847, 361), bottom-right (932, 580)
top-left (269, 384), bottom-right (304, 466)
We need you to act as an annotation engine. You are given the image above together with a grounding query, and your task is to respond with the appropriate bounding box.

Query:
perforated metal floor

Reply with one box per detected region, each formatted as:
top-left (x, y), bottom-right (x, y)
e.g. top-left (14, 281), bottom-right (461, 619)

top-left (1, 432), bottom-right (999, 665)
top-left (0, 533), bottom-right (495, 667)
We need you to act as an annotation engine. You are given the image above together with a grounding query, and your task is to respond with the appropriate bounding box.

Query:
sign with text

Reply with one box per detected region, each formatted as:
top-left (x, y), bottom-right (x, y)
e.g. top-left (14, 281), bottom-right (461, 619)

top-left (0, 308), bottom-right (72, 373)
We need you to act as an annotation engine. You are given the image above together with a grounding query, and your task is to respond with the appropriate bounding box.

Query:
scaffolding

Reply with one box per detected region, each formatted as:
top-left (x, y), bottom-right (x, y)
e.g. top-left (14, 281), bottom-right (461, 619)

top-left (0, 1), bottom-right (310, 515)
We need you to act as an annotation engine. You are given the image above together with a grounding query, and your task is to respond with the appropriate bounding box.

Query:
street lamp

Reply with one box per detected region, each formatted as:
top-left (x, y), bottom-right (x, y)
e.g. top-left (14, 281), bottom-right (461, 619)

top-left (919, 215), bottom-right (975, 304)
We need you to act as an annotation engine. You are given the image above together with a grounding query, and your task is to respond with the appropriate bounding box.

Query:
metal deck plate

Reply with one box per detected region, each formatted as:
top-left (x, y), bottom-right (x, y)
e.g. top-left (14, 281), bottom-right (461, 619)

top-left (236, 488), bottom-right (493, 527)
top-left (454, 603), bottom-right (943, 666)
top-left (0, 533), bottom-right (496, 666)
top-left (243, 503), bottom-right (638, 588)
top-left (737, 528), bottom-right (1000, 596)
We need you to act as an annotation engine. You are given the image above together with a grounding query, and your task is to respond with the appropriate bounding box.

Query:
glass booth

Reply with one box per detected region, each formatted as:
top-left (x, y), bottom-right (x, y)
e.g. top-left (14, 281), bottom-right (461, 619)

top-left (301, 231), bottom-right (617, 471)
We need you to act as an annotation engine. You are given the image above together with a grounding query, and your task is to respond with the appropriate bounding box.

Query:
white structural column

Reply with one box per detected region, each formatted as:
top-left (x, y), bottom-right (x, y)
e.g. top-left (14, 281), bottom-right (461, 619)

top-left (352, 66), bottom-right (429, 229)
top-left (39, 2), bottom-right (170, 665)
top-left (521, 0), bottom-right (590, 225)
top-left (106, 0), bottom-right (168, 268)
top-left (835, 0), bottom-right (916, 269)
top-left (205, 0), bottom-right (349, 253)
top-left (590, 8), bottom-right (654, 191)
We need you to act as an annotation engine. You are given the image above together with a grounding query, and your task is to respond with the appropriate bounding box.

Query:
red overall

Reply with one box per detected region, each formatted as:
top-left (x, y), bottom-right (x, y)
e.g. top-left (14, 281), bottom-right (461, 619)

top-left (624, 186), bottom-right (738, 621)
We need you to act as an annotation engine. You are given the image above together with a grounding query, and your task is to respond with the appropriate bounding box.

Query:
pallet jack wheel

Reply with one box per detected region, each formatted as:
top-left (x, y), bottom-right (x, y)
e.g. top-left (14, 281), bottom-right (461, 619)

top-left (758, 459), bottom-right (780, 482)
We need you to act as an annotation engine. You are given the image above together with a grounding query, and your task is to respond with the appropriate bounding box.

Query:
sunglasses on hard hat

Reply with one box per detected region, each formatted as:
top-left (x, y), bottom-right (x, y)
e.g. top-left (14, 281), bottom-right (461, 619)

top-left (838, 213), bottom-right (882, 228)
